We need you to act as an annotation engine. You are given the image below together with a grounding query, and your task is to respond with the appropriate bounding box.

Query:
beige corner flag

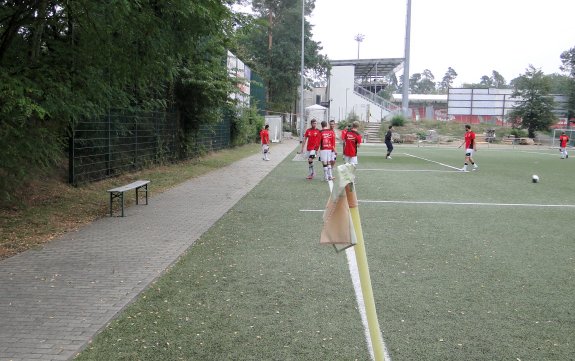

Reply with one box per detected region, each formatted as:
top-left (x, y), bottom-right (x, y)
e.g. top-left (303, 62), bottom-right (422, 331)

top-left (320, 163), bottom-right (357, 247)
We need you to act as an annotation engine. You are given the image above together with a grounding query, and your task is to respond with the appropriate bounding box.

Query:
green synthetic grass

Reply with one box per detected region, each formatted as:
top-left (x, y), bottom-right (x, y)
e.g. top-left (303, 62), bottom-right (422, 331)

top-left (76, 144), bottom-right (574, 360)
top-left (357, 145), bottom-right (575, 360)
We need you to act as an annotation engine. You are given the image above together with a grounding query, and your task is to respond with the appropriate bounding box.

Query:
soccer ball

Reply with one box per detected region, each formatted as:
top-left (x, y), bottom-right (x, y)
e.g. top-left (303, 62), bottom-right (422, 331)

top-left (532, 175), bottom-right (539, 183)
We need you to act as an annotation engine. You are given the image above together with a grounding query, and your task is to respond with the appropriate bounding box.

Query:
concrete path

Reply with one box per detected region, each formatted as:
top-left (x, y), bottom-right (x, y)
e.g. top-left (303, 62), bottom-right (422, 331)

top-left (0, 140), bottom-right (297, 361)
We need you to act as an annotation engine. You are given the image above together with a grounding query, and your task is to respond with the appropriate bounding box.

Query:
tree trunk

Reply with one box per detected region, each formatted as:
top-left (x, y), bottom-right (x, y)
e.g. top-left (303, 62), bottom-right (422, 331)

top-left (266, 12), bottom-right (273, 114)
top-left (30, 0), bottom-right (48, 61)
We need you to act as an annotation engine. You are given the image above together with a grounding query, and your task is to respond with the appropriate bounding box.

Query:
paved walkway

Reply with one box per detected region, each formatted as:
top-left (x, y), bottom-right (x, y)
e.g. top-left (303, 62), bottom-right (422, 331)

top-left (0, 140), bottom-right (297, 361)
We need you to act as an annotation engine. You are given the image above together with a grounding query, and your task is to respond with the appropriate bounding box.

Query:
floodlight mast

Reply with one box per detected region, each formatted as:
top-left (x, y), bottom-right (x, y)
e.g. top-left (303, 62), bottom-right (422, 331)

top-left (402, 0), bottom-right (412, 119)
top-left (299, 0), bottom-right (305, 142)
top-left (354, 34), bottom-right (365, 59)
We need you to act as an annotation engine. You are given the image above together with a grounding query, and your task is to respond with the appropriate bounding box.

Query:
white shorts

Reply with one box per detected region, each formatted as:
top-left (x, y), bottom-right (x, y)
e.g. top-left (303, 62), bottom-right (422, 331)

top-left (331, 150), bottom-right (337, 162)
top-left (319, 150), bottom-right (333, 163)
top-left (306, 150), bottom-right (317, 159)
top-left (465, 149), bottom-right (474, 157)
top-left (344, 155), bottom-right (358, 165)
top-left (262, 144), bottom-right (269, 153)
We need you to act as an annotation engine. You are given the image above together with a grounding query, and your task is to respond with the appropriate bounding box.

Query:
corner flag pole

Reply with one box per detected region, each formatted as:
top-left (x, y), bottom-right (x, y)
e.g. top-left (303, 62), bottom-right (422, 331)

top-left (345, 183), bottom-right (385, 361)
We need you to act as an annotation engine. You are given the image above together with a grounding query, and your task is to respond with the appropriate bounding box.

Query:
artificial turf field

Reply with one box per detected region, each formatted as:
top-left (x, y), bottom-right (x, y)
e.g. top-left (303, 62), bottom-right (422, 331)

top-left (77, 143), bottom-right (574, 361)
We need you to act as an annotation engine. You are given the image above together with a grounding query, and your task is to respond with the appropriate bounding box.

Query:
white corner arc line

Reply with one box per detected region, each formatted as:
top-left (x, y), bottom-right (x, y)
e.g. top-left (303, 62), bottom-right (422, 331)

top-left (403, 153), bottom-right (461, 171)
top-left (359, 200), bottom-right (575, 208)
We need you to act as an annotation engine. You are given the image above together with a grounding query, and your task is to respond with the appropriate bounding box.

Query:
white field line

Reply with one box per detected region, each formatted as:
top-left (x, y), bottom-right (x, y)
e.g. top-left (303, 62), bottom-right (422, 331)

top-left (346, 246), bottom-right (374, 361)
top-left (358, 169), bottom-right (457, 173)
top-left (326, 181), bottom-right (391, 361)
top-left (359, 200), bottom-right (575, 208)
top-left (403, 153), bottom-right (461, 171)
top-left (360, 152), bottom-right (386, 155)
top-left (518, 150), bottom-right (562, 157)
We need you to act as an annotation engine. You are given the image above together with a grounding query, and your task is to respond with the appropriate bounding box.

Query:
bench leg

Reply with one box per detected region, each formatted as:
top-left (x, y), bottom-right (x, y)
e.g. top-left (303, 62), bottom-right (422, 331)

top-left (110, 191), bottom-right (124, 217)
top-left (135, 184), bottom-right (149, 206)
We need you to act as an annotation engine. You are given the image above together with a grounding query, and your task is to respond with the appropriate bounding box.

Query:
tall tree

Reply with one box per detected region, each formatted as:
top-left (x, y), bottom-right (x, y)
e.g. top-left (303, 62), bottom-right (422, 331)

top-left (507, 65), bottom-right (556, 138)
top-left (0, 0), bottom-right (238, 201)
top-left (491, 70), bottom-right (507, 88)
top-left (408, 69), bottom-right (435, 94)
top-left (251, 0), bottom-right (293, 50)
top-left (478, 71), bottom-right (507, 88)
top-left (560, 46), bottom-right (575, 122)
top-left (378, 72), bottom-right (399, 100)
top-left (546, 73), bottom-right (571, 94)
top-left (479, 75), bottom-right (493, 88)
top-left (236, 0), bottom-right (328, 112)
top-left (438, 67), bottom-right (458, 92)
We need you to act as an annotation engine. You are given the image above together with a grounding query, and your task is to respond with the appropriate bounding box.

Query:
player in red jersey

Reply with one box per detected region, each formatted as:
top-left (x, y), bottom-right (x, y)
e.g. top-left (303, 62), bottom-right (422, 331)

top-left (458, 124), bottom-right (478, 171)
top-left (559, 131), bottom-right (569, 159)
top-left (260, 124), bottom-right (270, 161)
top-left (300, 119), bottom-right (321, 179)
top-left (343, 121), bottom-right (362, 165)
top-left (319, 120), bottom-right (336, 181)
top-left (341, 124), bottom-right (350, 154)
top-left (329, 120), bottom-right (338, 173)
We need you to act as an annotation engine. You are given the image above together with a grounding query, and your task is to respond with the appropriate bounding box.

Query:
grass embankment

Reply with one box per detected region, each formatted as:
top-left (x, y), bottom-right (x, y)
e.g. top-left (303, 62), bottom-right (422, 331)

top-left (379, 120), bottom-right (519, 142)
top-left (0, 144), bottom-right (260, 260)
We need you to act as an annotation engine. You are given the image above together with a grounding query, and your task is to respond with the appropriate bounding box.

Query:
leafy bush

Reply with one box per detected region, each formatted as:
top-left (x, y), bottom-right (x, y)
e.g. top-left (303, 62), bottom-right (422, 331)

top-left (339, 112), bottom-right (360, 128)
top-left (508, 128), bottom-right (529, 138)
top-left (230, 106), bottom-right (265, 146)
top-left (0, 73), bottom-right (64, 205)
top-left (390, 114), bottom-right (406, 127)
top-left (338, 120), bottom-right (351, 130)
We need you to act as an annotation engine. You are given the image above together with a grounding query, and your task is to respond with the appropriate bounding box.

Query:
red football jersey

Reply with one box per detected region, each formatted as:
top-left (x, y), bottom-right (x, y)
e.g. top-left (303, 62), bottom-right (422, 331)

top-left (464, 131), bottom-right (475, 149)
top-left (320, 129), bottom-right (336, 150)
top-left (260, 129), bottom-right (269, 145)
top-left (304, 128), bottom-right (321, 151)
top-left (560, 134), bottom-right (569, 147)
top-left (343, 130), bottom-right (362, 157)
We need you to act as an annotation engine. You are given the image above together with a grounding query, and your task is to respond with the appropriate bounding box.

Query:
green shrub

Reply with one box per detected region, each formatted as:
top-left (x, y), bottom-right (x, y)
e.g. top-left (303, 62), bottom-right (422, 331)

top-left (508, 128), bottom-right (528, 138)
top-left (338, 120), bottom-right (351, 130)
top-left (230, 106), bottom-right (265, 146)
top-left (390, 114), bottom-right (406, 127)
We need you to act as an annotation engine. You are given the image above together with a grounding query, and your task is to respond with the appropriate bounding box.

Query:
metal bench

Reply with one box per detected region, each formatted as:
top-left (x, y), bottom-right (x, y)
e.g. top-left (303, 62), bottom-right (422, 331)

top-left (107, 180), bottom-right (150, 217)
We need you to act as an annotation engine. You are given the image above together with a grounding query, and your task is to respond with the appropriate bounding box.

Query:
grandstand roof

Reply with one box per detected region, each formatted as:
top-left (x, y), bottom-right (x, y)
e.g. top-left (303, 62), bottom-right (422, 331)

top-left (330, 58), bottom-right (404, 78)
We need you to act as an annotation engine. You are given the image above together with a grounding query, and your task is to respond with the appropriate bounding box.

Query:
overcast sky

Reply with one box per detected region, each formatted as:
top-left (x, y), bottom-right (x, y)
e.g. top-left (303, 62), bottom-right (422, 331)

top-left (309, 0), bottom-right (575, 86)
